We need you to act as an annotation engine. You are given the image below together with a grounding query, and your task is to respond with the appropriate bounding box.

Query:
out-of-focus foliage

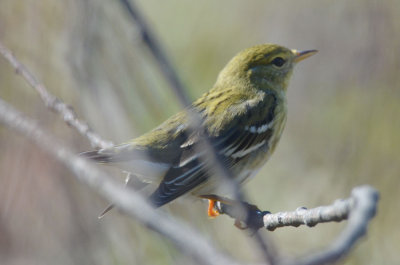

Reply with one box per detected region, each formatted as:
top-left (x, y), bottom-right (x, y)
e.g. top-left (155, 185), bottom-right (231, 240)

top-left (0, 0), bottom-right (399, 264)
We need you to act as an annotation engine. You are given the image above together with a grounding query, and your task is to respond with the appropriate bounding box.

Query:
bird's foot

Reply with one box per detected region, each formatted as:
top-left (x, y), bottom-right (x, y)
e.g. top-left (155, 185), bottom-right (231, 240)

top-left (207, 199), bottom-right (220, 217)
top-left (200, 194), bottom-right (270, 230)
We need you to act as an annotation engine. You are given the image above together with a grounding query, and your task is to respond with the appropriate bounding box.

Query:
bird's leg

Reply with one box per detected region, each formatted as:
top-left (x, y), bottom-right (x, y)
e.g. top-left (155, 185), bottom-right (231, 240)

top-left (207, 199), bottom-right (220, 217)
top-left (200, 194), bottom-right (231, 217)
top-left (200, 194), bottom-right (270, 230)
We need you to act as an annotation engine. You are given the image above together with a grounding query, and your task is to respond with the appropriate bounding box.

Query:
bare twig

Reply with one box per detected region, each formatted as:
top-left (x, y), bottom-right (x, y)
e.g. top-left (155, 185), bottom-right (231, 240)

top-left (214, 186), bottom-right (378, 265)
top-left (290, 186), bottom-right (379, 265)
top-left (263, 200), bottom-right (350, 231)
top-left (215, 191), bottom-right (358, 231)
top-left (215, 186), bottom-right (378, 231)
top-left (0, 97), bottom-right (240, 265)
top-left (0, 41), bottom-right (113, 149)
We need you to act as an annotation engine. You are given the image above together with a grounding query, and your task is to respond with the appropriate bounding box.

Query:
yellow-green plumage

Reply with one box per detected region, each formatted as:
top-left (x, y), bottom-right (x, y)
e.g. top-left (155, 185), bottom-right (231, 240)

top-left (81, 44), bottom-right (316, 207)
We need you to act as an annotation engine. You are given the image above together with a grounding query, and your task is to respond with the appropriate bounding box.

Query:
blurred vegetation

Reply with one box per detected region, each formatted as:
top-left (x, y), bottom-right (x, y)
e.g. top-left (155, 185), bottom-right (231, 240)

top-left (1, 0), bottom-right (399, 264)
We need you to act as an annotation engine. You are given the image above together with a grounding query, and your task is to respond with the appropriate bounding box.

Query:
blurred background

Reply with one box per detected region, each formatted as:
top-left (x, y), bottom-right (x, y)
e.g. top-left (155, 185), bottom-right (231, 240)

top-left (0, 0), bottom-right (399, 264)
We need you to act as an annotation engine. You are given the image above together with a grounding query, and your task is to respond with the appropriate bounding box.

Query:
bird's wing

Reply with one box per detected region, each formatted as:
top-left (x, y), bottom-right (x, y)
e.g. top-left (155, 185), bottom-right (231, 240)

top-left (149, 92), bottom-right (278, 207)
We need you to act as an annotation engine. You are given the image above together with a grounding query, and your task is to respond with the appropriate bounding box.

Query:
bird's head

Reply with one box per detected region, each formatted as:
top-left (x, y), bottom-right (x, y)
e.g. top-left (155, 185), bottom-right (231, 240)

top-left (215, 44), bottom-right (317, 93)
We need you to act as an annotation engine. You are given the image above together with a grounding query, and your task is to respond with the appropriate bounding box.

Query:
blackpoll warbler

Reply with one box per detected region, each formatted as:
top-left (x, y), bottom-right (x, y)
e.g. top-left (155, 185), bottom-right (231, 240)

top-left (82, 44), bottom-right (317, 216)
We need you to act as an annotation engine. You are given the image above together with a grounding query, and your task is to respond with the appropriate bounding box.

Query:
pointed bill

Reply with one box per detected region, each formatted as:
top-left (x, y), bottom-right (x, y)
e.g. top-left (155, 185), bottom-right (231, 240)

top-left (292, 49), bottom-right (318, 63)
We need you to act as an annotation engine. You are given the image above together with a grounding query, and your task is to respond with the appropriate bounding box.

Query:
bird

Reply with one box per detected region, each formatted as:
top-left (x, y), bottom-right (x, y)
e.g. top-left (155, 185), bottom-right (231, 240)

top-left (81, 44), bottom-right (317, 217)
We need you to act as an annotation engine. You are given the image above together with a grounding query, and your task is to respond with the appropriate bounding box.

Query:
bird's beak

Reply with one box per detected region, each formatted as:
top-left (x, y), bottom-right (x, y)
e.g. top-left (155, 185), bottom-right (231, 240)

top-left (292, 49), bottom-right (318, 63)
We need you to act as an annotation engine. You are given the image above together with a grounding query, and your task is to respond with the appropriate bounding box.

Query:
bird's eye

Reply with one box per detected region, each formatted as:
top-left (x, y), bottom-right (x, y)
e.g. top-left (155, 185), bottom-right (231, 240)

top-left (271, 57), bottom-right (286, 67)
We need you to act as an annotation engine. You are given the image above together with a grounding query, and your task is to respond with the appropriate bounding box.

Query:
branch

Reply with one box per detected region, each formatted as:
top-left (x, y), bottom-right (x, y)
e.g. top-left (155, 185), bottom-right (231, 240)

top-left (0, 98), bottom-right (239, 265)
top-left (215, 186), bottom-right (379, 265)
top-left (263, 201), bottom-right (350, 231)
top-left (292, 186), bottom-right (379, 265)
top-left (0, 41), bottom-right (113, 149)
top-left (216, 186), bottom-right (377, 232)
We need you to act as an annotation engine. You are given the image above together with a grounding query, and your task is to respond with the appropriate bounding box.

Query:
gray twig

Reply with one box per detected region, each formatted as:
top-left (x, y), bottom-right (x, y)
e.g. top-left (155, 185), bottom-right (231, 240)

top-left (0, 97), bottom-right (239, 265)
top-left (288, 186), bottom-right (379, 265)
top-left (0, 41), bottom-right (113, 149)
top-left (260, 186), bottom-right (377, 237)
top-left (216, 186), bottom-right (378, 265)
top-left (263, 197), bottom-right (352, 231)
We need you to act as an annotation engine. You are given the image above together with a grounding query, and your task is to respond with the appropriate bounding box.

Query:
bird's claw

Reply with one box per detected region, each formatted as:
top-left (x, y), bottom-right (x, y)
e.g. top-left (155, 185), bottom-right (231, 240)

top-left (201, 194), bottom-right (270, 230)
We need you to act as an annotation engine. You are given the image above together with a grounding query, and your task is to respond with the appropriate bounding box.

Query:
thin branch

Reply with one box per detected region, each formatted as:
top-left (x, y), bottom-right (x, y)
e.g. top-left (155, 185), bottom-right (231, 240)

top-left (263, 199), bottom-right (351, 231)
top-left (0, 97), bottom-right (239, 265)
top-left (291, 186), bottom-right (379, 265)
top-left (216, 185), bottom-right (377, 230)
top-left (0, 41), bottom-right (113, 149)
top-left (215, 186), bottom-right (379, 265)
